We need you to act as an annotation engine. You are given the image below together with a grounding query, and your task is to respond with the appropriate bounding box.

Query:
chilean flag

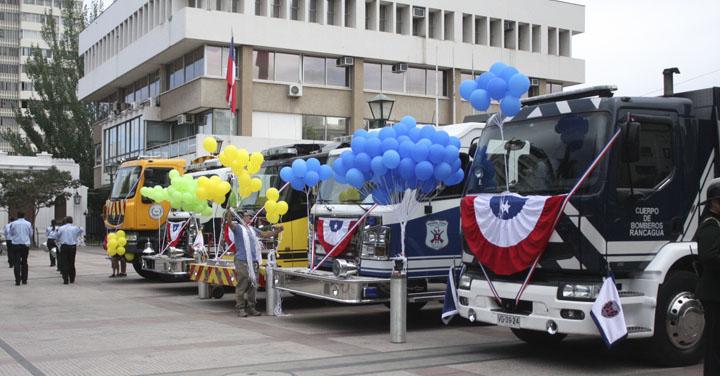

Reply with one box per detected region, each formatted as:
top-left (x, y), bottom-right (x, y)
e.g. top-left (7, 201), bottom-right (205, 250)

top-left (226, 35), bottom-right (236, 115)
top-left (317, 218), bottom-right (358, 258)
top-left (223, 222), bottom-right (236, 254)
top-left (461, 193), bottom-right (566, 275)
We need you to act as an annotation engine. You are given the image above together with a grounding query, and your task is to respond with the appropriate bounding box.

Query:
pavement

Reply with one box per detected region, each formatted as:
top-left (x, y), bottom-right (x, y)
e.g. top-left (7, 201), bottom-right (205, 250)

top-left (0, 246), bottom-right (704, 376)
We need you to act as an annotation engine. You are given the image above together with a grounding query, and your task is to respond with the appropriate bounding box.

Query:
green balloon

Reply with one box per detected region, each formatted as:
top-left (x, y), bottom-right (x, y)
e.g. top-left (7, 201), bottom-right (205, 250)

top-left (202, 207), bottom-right (213, 216)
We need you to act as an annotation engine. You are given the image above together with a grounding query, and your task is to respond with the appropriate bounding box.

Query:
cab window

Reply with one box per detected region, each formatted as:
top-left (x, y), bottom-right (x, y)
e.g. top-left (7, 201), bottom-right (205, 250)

top-left (617, 117), bottom-right (673, 189)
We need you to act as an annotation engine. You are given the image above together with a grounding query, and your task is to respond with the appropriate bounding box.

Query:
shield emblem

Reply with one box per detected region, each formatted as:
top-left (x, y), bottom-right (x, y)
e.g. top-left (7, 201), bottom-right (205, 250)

top-left (425, 220), bottom-right (449, 250)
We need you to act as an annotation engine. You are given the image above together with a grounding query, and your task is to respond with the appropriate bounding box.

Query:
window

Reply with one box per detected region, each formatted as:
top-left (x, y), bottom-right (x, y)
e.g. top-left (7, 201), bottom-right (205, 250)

top-left (379, 4), bottom-right (387, 32)
top-left (326, 0), bottom-right (335, 25)
top-left (302, 115), bottom-right (349, 141)
top-left (309, 0), bottom-right (317, 22)
top-left (364, 62), bottom-right (381, 91)
top-left (274, 52), bottom-right (300, 83)
top-left (381, 64), bottom-right (403, 92)
top-left (214, 109), bottom-right (237, 135)
top-left (148, 71), bottom-right (159, 97)
top-left (326, 58), bottom-right (348, 87)
top-left (406, 67), bottom-right (426, 95)
top-left (253, 50), bottom-right (274, 80)
top-left (546, 82), bottom-right (562, 94)
top-left (617, 116), bottom-right (673, 189)
top-left (303, 56), bottom-right (325, 85)
top-left (206, 46), bottom-right (222, 76)
top-left (271, 0), bottom-right (280, 18)
top-left (290, 0), bottom-right (299, 19)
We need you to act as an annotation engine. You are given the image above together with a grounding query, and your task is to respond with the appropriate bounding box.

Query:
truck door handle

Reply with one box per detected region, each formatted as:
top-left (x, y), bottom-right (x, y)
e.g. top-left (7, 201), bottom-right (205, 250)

top-left (671, 216), bottom-right (683, 235)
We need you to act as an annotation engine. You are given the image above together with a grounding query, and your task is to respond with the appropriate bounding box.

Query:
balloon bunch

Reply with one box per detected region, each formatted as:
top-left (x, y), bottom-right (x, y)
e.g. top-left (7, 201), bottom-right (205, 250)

top-left (218, 145), bottom-right (264, 198)
top-left (279, 157), bottom-right (333, 191)
top-left (262, 187), bottom-right (289, 223)
top-left (459, 61), bottom-right (530, 117)
top-left (332, 116), bottom-right (465, 205)
top-left (140, 170), bottom-right (214, 216)
top-left (196, 175), bottom-right (232, 205)
top-left (107, 231), bottom-right (133, 261)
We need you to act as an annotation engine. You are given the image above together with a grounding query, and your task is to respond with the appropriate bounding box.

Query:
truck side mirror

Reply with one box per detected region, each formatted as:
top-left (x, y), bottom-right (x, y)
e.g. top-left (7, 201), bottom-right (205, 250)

top-left (620, 117), bottom-right (640, 163)
top-left (468, 139), bottom-right (479, 161)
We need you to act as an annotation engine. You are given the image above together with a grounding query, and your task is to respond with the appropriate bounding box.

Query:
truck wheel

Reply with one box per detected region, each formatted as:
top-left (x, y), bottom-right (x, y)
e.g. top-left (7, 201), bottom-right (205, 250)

top-left (510, 328), bottom-right (567, 344)
top-left (648, 270), bottom-right (704, 367)
top-left (132, 258), bottom-right (158, 280)
top-left (211, 286), bottom-right (225, 299)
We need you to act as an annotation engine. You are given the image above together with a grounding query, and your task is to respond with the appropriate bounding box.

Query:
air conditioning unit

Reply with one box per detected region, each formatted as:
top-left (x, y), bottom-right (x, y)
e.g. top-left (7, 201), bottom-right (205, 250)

top-left (111, 102), bottom-right (121, 113)
top-left (131, 102), bottom-right (140, 110)
top-left (288, 83), bottom-right (303, 97)
top-left (177, 114), bottom-right (195, 124)
top-left (530, 78), bottom-right (539, 87)
top-left (392, 63), bottom-right (408, 73)
top-left (336, 56), bottom-right (354, 67)
top-left (149, 96), bottom-right (159, 107)
top-left (412, 6), bottom-right (425, 18)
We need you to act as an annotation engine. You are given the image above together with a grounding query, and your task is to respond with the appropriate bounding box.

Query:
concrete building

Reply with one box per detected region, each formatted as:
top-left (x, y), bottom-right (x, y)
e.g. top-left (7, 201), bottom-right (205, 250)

top-left (0, 0), bottom-right (82, 152)
top-left (0, 151), bottom-right (88, 245)
top-left (79, 0), bottom-right (585, 189)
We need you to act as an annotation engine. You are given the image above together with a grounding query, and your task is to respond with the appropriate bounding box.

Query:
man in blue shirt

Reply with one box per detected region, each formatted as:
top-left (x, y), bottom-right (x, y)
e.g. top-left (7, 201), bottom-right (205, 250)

top-left (8, 212), bottom-right (33, 286)
top-left (56, 216), bottom-right (84, 285)
top-left (226, 209), bottom-right (283, 317)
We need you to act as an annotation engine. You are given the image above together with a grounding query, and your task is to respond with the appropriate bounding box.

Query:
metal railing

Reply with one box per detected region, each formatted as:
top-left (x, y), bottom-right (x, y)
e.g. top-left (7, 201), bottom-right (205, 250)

top-left (146, 136), bottom-right (196, 159)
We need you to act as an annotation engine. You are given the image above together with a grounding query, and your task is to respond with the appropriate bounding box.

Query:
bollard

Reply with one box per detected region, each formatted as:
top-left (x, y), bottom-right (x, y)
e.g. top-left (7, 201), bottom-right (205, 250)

top-left (198, 281), bottom-right (211, 299)
top-left (390, 272), bottom-right (407, 343)
top-left (265, 267), bottom-right (276, 316)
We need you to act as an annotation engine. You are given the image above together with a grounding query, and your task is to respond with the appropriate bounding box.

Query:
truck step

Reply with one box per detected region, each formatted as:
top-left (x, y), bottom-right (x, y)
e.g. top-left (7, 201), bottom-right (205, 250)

top-left (408, 290), bottom-right (445, 303)
top-left (627, 326), bottom-right (651, 333)
top-left (618, 291), bottom-right (645, 297)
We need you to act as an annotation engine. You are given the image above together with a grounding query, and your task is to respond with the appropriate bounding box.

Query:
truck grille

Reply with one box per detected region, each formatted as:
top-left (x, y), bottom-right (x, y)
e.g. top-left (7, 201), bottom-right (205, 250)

top-left (313, 217), bottom-right (362, 269)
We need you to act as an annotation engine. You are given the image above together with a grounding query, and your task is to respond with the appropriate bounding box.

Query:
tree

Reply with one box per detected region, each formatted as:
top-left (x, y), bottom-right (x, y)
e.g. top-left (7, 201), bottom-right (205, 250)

top-left (0, 0), bottom-right (102, 187)
top-left (0, 167), bottom-right (81, 244)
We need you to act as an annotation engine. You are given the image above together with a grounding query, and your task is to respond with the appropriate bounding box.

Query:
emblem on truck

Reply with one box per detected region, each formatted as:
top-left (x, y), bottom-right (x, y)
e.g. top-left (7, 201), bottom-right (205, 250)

top-left (426, 220), bottom-right (449, 250)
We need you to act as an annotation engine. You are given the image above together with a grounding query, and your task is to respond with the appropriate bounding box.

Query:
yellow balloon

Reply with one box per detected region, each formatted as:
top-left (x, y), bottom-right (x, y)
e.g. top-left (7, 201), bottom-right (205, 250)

top-left (213, 197), bottom-right (225, 204)
top-left (118, 237), bottom-right (127, 247)
top-left (117, 246), bottom-right (126, 256)
top-left (107, 233), bottom-right (117, 240)
top-left (265, 200), bottom-right (278, 214)
top-left (116, 230), bottom-right (125, 238)
top-left (107, 239), bottom-right (118, 250)
top-left (339, 191), bottom-right (347, 202)
top-left (240, 188), bottom-right (252, 198)
top-left (247, 162), bottom-right (261, 174)
top-left (266, 188), bottom-right (279, 202)
top-left (107, 248), bottom-right (117, 256)
top-left (277, 201), bottom-right (288, 215)
top-left (221, 181), bottom-right (231, 193)
top-left (125, 253), bottom-right (135, 261)
top-left (267, 213), bottom-right (279, 223)
top-left (250, 152), bottom-right (264, 166)
top-left (196, 186), bottom-right (208, 200)
top-left (238, 149), bottom-right (250, 167)
top-left (250, 178), bottom-right (262, 192)
top-left (225, 145), bottom-right (239, 160)
top-left (237, 171), bottom-right (251, 188)
top-left (203, 137), bottom-right (217, 153)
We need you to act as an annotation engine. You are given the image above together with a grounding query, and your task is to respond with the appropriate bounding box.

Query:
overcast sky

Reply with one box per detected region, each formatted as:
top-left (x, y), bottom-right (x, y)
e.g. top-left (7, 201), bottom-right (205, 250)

top-left (92, 0), bottom-right (720, 97)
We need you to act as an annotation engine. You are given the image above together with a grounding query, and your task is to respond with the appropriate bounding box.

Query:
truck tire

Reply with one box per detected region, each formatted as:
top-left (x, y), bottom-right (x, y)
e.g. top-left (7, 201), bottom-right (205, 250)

top-left (132, 258), bottom-right (157, 280)
top-left (510, 328), bottom-right (567, 345)
top-left (648, 270), bottom-right (704, 367)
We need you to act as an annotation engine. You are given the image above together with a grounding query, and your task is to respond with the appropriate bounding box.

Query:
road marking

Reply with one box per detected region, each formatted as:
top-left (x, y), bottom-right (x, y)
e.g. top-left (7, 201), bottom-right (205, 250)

top-left (0, 337), bottom-right (44, 376)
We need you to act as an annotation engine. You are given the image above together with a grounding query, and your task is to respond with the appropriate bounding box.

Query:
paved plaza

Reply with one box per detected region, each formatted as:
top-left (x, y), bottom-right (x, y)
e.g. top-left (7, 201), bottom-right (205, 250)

top-left (0, 247), bottom-right (703, 375)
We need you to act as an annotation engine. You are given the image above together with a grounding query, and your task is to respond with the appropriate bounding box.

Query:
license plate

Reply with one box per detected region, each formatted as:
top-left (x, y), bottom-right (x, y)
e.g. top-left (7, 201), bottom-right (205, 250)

top-left (497, 313), bottom-right (521, 328)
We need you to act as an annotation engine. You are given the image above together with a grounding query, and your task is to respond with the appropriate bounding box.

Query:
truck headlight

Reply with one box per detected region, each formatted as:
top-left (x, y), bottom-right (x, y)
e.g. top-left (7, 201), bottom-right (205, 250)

top-left (559, 283), bottom-right (602, 300)
top-left (361, 225), bottom-right (390, 259)
top-left (333, 259), bottom-right (358, 279)
top-left (458, 273), bottom-right (473, 290)
top-left (125, 232), bottom-right (137, 241)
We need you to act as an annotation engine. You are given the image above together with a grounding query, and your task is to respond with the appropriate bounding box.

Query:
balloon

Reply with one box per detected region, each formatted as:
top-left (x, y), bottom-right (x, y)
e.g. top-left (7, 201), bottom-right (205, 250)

top-left (247, 162), bottom-right (261, 174)
top-left (291, 178), bottom-right (305, 191)
top-left (280, 166), bottom-right (293, 182)
top-left (415, 161), bottom-right (434, 181)
top-left (265, 200), bottom-right (278, 214)
top-left (107, 239), bottom-right (118, 250)
top-left (333, 159), bottom-right (347, 176)
top-left (431, 130), bottom-right (449, 146)
top-left (489, 61), bottom-right (509, 76)
top-left (118, 237), bottom-right (127, 247)
top-left (203, 137), bottom-right (217, 153)
top-left (125, 253), bottom-right (135, 261)
top-left (475, 72), bottom-right (497, 91)
top-left (434, 162), bottom-right (452, 181)
top-left (117, 246), bottom-right (126, 256)
top-left (382, 150), bottom-right (400, 169)
top-left (202, 207), bottom-right (213, 216)
top-left (487, 77), bottom-right (508, 100)
top-left (319, 165), bottom-right (333, 180)
top-left (420, 178), bottom-right (438, 194)
top-left (399, 140), bottom-right (414, 159)
top-left (459, 79), bottom-right (478, 100)
top-left (266, 187), bottom-right (280, 202)
top-left (381, 137), bottom-right (399, 153)
top-left (365, 137), bottom-right (382, 157)
top-left (250, 178), bottom-right (262, 192)
top-left (508, 73), bottom-right (531, 97)
top-left (107, 248), bottom-right (117, 256)
top-left (392, 122), bottom-right (408, 137)
top-left (411, 143), bottom-right (429, 163)
top-left (367, 130), bottom-right (379, 138)
top-left (470, 89), bottom-right (491, 111)
top-left (169, 170), bottom-right (180, 179)
top-left (250, 152), bottom-right (264, 166)
top-left (370, 156), bottom-right (388, 175)
top-left (237, 172), bottom-right (251, 189)
top-left (449, 136), bottom-right (462, 149)
top-left (429, 144), bottom-right (445, 164)
top-left (379, 126), bottom-right (396, 140)
top-left (107, 233), bottom-right (117, 240)
top-left (333, 171), bottom-right (347, 184)
top-left (117, 230), bottom-right (125, 237)
top-left (305, 170), bottom-right (320, 187)
top-left (408, 127), bottom-right (421, 142)
top-left (500, 95), bottom-right (522, 117)
top-left (351, 137), bottom-right (366, 153)
top-left (341, 150), bottom-right (355, 170)
top-left (444, 145), bottom-right (460, 164)
top-left (499, 66), bottom-right (519, 83)
top-left (372, 187), bottom-right (391, 205)
top-left (397, 135), bottom-right (410, 144)
top-left (346, 168), bottom-right (365, 189)
top-left (399, 158), bottom-right (416, 180)
top-left (267, 213), bottom-right (280, 223)
top-left (354, 153), bottom-right (371, 172)
top-left (237, 149), bottom-right (250, 167)
top-left (292, 159), bottom-right (308, 178)
top-left (277, 201), bottom-right (288, 215)
top-left (400, 115), bottom-right (417, 128)
top-left (353, 129), bottom-right (369, 139)
top-left (306, 158), bottom-right (321, 172)
top-left (419, 125), bottom-right (435, 141)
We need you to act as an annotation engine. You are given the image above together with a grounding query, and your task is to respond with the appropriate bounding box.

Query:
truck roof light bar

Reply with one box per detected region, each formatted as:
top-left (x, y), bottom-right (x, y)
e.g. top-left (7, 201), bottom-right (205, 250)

top-left (185, 158), bottom-right (223, 172)
top-left (521, 85), bottom-right (617, 107)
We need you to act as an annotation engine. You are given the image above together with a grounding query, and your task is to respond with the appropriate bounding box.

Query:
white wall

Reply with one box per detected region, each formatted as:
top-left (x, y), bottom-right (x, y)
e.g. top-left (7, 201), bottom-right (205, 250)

top-left (251, 112), bottom-right (303, 139)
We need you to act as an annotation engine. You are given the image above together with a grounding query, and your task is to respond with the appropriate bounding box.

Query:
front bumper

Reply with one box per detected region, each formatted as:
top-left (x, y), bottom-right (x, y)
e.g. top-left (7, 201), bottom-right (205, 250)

top-left (142, 255), bottom-right (195, 275)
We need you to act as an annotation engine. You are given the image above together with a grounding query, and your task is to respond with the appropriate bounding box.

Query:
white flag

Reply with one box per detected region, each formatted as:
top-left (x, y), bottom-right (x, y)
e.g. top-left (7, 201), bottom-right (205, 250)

top-left (591, 275), bottom-right (628, 348)
top-left (193, 231), bottom-right (204, 250)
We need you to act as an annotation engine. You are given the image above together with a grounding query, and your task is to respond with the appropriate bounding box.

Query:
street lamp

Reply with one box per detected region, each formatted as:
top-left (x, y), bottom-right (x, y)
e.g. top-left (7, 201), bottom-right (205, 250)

top-left (213, 138), bottom-right (224, 156)
top-left (73, 191), bottom-right (81, 205)
top-left (367, 93), bottom-right (395, 129)
top-left (105, 161), bottom-right (119, 187)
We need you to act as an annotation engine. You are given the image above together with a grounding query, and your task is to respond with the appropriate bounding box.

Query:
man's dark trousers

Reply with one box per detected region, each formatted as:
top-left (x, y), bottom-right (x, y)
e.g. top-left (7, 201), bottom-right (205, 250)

top-left (12, 244), bottom-right (29, 284)
top-left (60, 244), bottom-right (77, 283)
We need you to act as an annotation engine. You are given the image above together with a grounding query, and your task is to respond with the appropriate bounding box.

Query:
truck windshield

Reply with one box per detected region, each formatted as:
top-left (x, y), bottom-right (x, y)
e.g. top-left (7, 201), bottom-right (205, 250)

top-left (111, 166), bottom-right (142, 199)
top-left (318, 155), bottom-right (373, 204)
top-left (466, 112), bottom-right (611, 195)
top-left (243, 165), bottom-right (283, 210)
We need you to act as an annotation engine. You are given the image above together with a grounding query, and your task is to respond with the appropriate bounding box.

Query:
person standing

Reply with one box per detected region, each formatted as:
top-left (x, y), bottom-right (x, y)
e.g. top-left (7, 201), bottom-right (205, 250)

top-left (56, 216), bottom-right (84, 285)
top-left (697, 177), bottom-right (720, 376)
top-left (8, 212), bottom-right (32, 286)
top-left (226, 209), bottom-right (283, 317)
top-left (4, 217), bottom-right (13, 268)
top-left (46, 219), bottom-right (58, 268)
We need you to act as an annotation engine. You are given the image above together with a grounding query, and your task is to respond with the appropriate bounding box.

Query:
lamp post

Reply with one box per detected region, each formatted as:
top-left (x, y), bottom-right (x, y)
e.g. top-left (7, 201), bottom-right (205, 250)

top-left (73, 191), bottom-right (81, 205)
top-left (213, 138), bottom-right (224, 156)
top-left (367, 93), bottom-right (395, 129)
top-left (105, 161), bottom-right (119, 187)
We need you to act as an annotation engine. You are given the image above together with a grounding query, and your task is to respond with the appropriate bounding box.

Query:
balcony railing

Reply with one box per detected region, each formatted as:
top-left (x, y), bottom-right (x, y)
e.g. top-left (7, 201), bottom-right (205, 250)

top-left (146, 136), bottom-right (196, 159)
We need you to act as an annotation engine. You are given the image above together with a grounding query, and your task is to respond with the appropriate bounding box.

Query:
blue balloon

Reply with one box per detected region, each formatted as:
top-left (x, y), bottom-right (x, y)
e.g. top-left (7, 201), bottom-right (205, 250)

top-left (392, 122), bottom-right (408, 137)
top-left (415, 161), bottom-right (434, 181)
top-left (399, 140), bottom-right (414, 159)
top-left (429, 144), bottom-right (445, 164)
top-left (408, 127), bottom-right (421, 142)
top-left (397, 135), bottom-right (410, 144)
top-left (319, 165), bottom-right (333, 180)
top-left (367, 130), bottom-right (380, 138)
top-left (433, 162), bottom-right (452, 181)
top-left (290, 177), bottom-right (305, 191)
top-left (350, 137), bottom-right (366, 154)
top-left (382, 150), bottom-right (400, 169)
top-left (448, 136), bottom-right (461, 149)
top-left (489, 62), bottom-right (509, 76)
top-left (354, 153), bottom-right (371, 172)
top-left (470, 89), bottom-right (491, 111)
top-left (508, 73), bottom-right (531, 97)
top-left (447, 169), bottom-right (465, 186)
top-left (373, 186), bottom-right (391, 205)
top-left (379, 127), bottom-right (396, 140)
top-left (333, 159), bottom-right (347, 176)
top-left (419, 125), bottom-right (436, 141)
top-left (365, 137), bottom-right (382, 157)
top-left (306, 158), bottom-right (321, 172)
top-left (499, 66), bottom-right (519, 83)
top-left (363, 170), bottom-right (372, 182)
top-left (381, 137), bottom-right (399, 153)
top-left (292, 159), bottom-right (307, 178)
top-left (399, 157), bottom-right (416, 180)
top-left (401, 116), bottom-right (417, 128)
top-left (333, 171), bottom-right (347, 184)
top-left (500, 95), bottom-right (522, 117)
top-left (431, 130), bottom-right (449, 146)
top-left (305, 170), bottom-right (320, 187)
top-left (451, 158), bottom-right (461, 172)
top-left (475, 72), bottom-right (497, 91)
top-left (487, 77), bottom-right (508, 100)
top-left (444, 145), bottom-right (460, 164)
top-left (420, 178), bottom-right (438, 194)
top-left (353, 129), bottom-right (369, 139)
top-left (371, 156), bottom-right (388, 175)
top-left (346, 168), bottom-right (365, 189)
top-left (459, 79), bottom-right (478, 100)
top-left (280, 166), bottom-right (293, 183)
top-left (341, 150), bottom-right (355, 170)
top-left (411, 143), bottom-right (429, 163)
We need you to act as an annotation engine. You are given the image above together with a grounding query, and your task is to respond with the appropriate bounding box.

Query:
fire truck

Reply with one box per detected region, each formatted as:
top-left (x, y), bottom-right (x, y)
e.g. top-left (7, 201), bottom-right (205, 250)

top-left (457, 81), bottom-right (718, 366)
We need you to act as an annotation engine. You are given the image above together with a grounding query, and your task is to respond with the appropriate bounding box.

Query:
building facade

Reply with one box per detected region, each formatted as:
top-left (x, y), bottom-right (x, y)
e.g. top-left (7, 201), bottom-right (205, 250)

top-left (0, 0), bottom-right (82, 152)
top-left (79, 0), bottom-right (585, 189)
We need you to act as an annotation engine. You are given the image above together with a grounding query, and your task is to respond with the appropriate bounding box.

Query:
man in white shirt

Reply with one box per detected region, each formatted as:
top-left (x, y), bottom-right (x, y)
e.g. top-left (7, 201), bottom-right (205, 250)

top-left (56, 216), bottom-right (84, 285)
top-left (8, 212), bottom-right (33, 286)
